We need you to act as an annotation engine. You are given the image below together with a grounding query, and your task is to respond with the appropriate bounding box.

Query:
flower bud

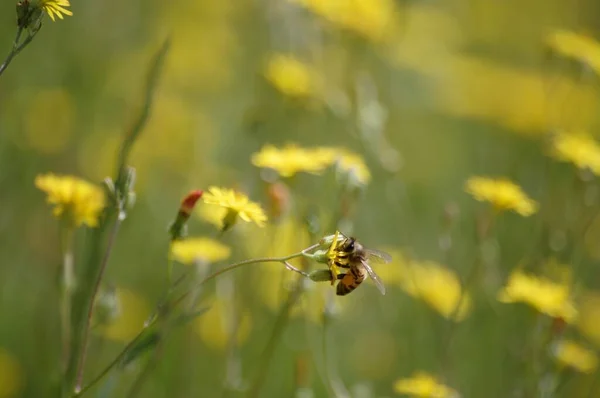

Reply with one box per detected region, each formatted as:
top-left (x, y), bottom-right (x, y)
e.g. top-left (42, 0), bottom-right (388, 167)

top-left (168, 189), bottom-right (204, 241)
top-left (309, 269), bottom-right (334, 283)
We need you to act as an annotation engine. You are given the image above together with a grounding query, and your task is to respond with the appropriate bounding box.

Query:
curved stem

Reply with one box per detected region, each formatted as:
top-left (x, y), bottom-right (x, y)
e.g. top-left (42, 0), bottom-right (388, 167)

top-left (73, 212), bottom-right (124, 393)
top-left (172, 250), bottom-right (313, 308)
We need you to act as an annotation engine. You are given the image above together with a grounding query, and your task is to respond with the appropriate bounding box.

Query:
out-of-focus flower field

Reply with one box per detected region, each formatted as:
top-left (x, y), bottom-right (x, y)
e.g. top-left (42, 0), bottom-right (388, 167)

top-left (3, 0), bottom-right (600, 397)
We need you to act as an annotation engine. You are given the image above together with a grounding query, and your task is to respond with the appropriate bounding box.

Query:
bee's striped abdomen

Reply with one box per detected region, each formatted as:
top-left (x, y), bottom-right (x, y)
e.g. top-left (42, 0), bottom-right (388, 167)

top-left (336, 265), bottom-right (366, 296)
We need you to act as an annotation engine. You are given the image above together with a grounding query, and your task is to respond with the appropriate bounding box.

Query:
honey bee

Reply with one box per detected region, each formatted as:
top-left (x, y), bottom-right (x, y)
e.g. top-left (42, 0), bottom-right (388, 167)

top-left (331, 236), bottom-right (391, 296)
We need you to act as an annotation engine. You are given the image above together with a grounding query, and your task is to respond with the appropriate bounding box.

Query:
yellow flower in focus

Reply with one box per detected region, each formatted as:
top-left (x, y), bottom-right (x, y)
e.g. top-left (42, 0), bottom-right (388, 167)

top-left (35, 173), bottom-right (105, 228)
top-left (196, 297), bottom-right (252, 350)
top-left (40, 0), bottom-right (73, 21)
top-left (251, 144), bottom-right (335, 178)
top-left (498, 270), bottom-right (577, 323)
top-left (394, 372), bottom-right (460, 398)
top-left (202, 187), bottom-right (267, 230)
top-left (265, 55), bottom-right (315, 99)
top-left (552, 340), bottom-right (598, 374)
top-left (547, 30), bottom-right (600, 76)
top-left (465, 176), bottom-right (538, 216)
top-left (171, 237), bottom-right (231, 265)
top-left (96, 288), bottom-right (150, 342)
top-left (550, 131), bottom-right (600, 175)
top-left (397, 260), bottom-right (471, 321)
top-left (0, 348), bottom-right (23, 398)
top-left (291, 0), bottom-right (400, 42)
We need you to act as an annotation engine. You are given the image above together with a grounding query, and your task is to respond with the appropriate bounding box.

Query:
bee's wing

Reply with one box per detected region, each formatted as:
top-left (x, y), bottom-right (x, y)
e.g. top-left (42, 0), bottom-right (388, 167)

top-left (361, 260), bottom-right (386, 295)
top-left (364, 248), bottom-right (392, 264)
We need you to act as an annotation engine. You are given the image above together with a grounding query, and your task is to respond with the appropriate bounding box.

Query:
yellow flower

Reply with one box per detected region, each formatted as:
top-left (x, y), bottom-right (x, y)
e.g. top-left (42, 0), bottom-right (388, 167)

top-left (265, 54), bottom-right (315, 98)
top-left (195, 203), bottom-right (228, 229)
top-left (251, 144), bottom-right (334, 178)
top-left (546, 30), bottom-right (600, 76)
top-left (290, 0), bottom-right (400, 42)
top-left (35, 173), bottom-right (105, 228)
top-left (552, 340), bottom-right (597, 374)
top-left (40, 0), bottom-right (73, 21)
top-left (202, 186), bottom-right (267, 230)
top-left (333, 148), bottom-right (371, 185)
top-left (394, 372), bottom-right (460, 398)
top-left (498, 270), bottom-right (577, 323)
top-left (171, 237), bottom-right (231, 265)
top-left (578, 291), bottom-right (600, 347)
top-left (465, 176), bottom-right (538, 216)
top-left (397, 259), bottom-right (471, 321)
top-left (549, 131), bottom-right (600, 175)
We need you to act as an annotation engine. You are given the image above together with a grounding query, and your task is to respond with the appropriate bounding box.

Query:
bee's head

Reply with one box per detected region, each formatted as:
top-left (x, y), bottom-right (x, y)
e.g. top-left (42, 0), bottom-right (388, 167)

top-left (343, 237), bottom-right (363, 254)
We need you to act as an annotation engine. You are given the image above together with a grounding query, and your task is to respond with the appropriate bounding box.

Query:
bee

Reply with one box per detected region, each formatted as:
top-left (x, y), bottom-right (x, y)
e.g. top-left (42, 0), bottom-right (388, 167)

top-left (331, 236), bottom-right (391, 296)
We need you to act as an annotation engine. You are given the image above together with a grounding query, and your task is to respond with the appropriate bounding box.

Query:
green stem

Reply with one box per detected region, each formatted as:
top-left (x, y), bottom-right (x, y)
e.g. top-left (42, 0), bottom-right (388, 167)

top-left (0, 26), bottom-right (40, 77)
top-left (73, 212), bottom-right (124, 393)
top-left (173, 246), bottom-right (319, 308)
top-left (61, 226), bottom-right (76, 397)
top-left (72, 322), bottom-right (153, 397)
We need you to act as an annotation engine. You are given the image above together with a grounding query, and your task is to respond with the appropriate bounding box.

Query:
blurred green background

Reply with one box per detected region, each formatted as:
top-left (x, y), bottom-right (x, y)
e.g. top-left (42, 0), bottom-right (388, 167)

top-left (3, 0), bottom-right (600, 397)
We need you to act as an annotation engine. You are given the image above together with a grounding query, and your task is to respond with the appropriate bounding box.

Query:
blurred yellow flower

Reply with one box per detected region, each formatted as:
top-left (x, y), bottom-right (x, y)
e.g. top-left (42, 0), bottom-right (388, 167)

top-left (547, 30), bottom-right (600, 75)
top-left (498, 270), bottom-right (577, 323)
top-left (171, 237), bottom-right (231, 265)
top-left (394, 372), bottom-right (460, 398)
top-left (265, 55), bottom-right (315, 99)
top-left (0, 348), bottom-right (22, 398)
top-left (576, 291), bottom-right (600, 347)
top-left (397, 259), bottom-right (471, 321)
top-left (333, 149), bottom-right (371, 185)
top-left (196, 297), bottom-right (252, 350)
top-left (550, 131), bottom-right (600, 175)
top-left (96, 288), bottom-right (150, 342)
top-left (35, 173), bottom-right (105, 228)
top-left (552, 340), bottom-right (598, 374)
top-left (291, 0), bottom-right (400, 42)
top-left (251, 144), bottom-right (334, 178)
top-left (202, 187), bottom-right (267, 230)
top-left (465, 176), bottom-right (538, 216)
top-left (40, 0), bottom-right (73, 21)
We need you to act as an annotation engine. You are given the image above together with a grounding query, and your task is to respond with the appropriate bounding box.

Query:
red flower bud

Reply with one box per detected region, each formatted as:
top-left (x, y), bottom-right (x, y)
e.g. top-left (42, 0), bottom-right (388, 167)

top-left (180, 190), bottom-right (203, 216)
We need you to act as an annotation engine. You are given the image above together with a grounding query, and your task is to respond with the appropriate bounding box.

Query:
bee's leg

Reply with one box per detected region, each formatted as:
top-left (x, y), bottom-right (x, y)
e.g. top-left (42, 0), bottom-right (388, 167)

top-left (336, 273), bottom-right (346, 280)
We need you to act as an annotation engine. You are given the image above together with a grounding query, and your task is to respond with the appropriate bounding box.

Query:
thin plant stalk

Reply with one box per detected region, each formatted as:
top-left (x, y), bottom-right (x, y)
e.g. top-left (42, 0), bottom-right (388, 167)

top-left (74, 247), bottom-right (319, 396)
top-left (0, 26), bottom-right (40, 77)
top-left (173, 245), bottom-right (319, 308)
top-left (74, 211), bottom-right (125, 392)
top-left (60, 225), bottom-right (76, 397)
top-left (73, 326), bottom-right (151, 397)
top-left (66, 39), bottom-right (170, 394)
